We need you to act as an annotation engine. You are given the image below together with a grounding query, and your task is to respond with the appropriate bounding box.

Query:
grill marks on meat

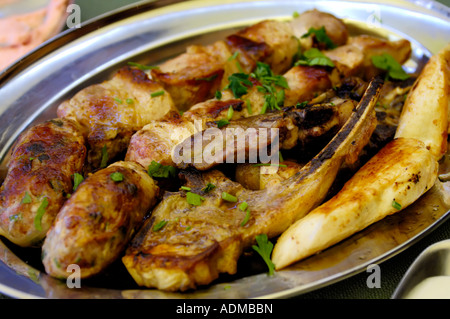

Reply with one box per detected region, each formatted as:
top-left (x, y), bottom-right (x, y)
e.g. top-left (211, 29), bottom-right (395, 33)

top-left (0, 118), bottom-right (86, 247)
top-left (122, 77), bottom-right (383, 291)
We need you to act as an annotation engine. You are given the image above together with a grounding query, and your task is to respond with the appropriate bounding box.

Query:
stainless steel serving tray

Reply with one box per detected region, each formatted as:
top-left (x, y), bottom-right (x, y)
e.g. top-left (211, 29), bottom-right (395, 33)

top-left (0, 0), bottom-right (449, 299)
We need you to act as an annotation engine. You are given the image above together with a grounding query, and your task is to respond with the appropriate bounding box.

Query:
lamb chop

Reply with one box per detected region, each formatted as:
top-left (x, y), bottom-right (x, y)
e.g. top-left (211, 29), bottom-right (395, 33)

top-left (121, 76), bottom-right (383, 292)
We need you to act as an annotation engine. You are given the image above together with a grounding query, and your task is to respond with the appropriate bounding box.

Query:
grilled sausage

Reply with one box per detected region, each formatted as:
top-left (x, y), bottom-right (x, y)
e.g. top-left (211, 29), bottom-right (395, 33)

top-left (42, 161), bottom-right (159, 279)
top-left (0, 118), bottom-right (86, 247)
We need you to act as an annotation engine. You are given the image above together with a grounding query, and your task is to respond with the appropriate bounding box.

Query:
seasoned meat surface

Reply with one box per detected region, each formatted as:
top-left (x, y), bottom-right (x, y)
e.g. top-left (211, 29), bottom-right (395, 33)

top-left (57, 66), bottom-right (176, 171)
top-left (122, 77), bottom-right (382, 291)
top-left (42, 161), bottom-right (159, 279)
top-left (0, 118), bottom-right (86, 247)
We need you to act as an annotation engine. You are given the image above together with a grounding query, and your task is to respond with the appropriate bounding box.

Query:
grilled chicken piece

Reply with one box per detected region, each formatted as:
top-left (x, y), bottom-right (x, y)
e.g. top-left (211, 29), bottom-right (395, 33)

top-left (42, 161), bottom-right (159, 279)
top-left (152, 19), bottom-right (298, 111)
top-left (0, 118), bottom-right (86, 247)
top-left (228, 19), bottom-right (299, 75)
top-left (290, 9), bottom-right (349, 50)
top-left (272, 137), bottom-right (438, 269)
top-left (150, 41), bottom-right (233, 111)
top-left (395, 44), bottom-right (450, 160)
top-left (57, 66), bottom-right (176, 171)
top-left (324, 35), bottom-right (411, 80)
top-left (122, 77), bottom-right (383, 291)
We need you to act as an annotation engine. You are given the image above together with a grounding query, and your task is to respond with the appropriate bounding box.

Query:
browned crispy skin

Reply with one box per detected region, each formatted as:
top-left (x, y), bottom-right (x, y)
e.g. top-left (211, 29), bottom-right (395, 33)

top-left (228, 20), bottom-right (298, 75)
top-left (122, 77), bottom-right (383, 291)
top-left (57, 66), bottom-right (176, 171)
top-left (150, 41), bottom-right (228, 111)
top-left (0, 118), bottom-right (86, 247)
top-left (42, 161), bottom-right (159, 279)
top-left (174, 104), bottom-right (343, 171)
top-left (290, 9), bottom-right (349, 50)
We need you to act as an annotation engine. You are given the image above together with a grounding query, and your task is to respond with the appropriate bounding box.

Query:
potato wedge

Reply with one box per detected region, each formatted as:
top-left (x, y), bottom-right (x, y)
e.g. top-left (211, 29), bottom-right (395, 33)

top-left (272, 137), bottom-right (438, 269)
top-left (394, 44), bottom-right (450, 160)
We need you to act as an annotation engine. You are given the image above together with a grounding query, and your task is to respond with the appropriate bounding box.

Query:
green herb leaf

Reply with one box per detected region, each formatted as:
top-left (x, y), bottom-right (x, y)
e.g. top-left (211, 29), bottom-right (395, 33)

top-left (240, 209), bottom-right (251, 227)
top-left (150, 90), bottom-right (165, 98)
top-left (238, 201), bottom-right (248, 211)
top-left (100, 145), bottom-right (109, 169)
top-left (252, 234), bottom-right (275, 276)
top-left (114, 97), bottom-right (123, 104)
top-left (392, 200), bottom-right (402, 210)
top-left (73, 173), bottom-right (84, 191)
top-left (217, 119), bottom-right (230, 128)
top-left (147, 161), bottom-right (177, 178)
top-left (371, 53), bottom-right (410, 80)
top-left (222, 192), bottom-right (237, 203)
top-left (22, 191), bottom-right (32, 204)
top-left (202, 183), bottom-right (216, 193)
top-left (110, 172), bottom-right (124, 182)
top-left (127, 62), bottom-right (160, 71)
top-left (126, 98), bottom-right (134, 104)
top-left (34, 197), bottom-right (49, 232)
top-left (195, 74), bottom-right (218, 82)
top-left (245, 98), bottom-right (252, 114)
top-left (296, 101), bottom-right (308, 109)
top-left (186, 192), bottom-right (205, 206)
top-left (180, 186), bottom-right (191, 191)
top-left (227, 105), bottom-right (234, 120)
top-left (224, 73), bottom-right (253, 98)
top-left (301, 26), bottom-right (337, 49)
top-left (153, 219), bottom-right (168, 232)
top-left (215, 90), bottom-right (222, 100)
top-left (295, 48), bottom-right (335, 68)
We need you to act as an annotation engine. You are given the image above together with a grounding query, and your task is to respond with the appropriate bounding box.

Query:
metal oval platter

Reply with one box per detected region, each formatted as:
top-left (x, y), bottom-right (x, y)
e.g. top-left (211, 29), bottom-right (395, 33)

top-left (0, 0), bottom-right (449, 299)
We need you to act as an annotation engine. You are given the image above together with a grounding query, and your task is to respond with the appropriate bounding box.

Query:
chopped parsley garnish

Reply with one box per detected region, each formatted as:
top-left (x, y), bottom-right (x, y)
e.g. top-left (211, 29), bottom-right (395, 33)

top-left (21, 191), bottom-right (32, 204)
top-left (240, 209), bottom-right (251, 227)
top-left (195, 74), bottom-right (218, 82)
top-left (228, 51), bottom-right (239, 62)
top-left (238, 201), bottom-right (248, 211)
top-left (153, 219), bottom-right (168, 232)
top-left (186, 192), bottom-right (205, 206)
top-left (147, 161), bottom-right (177, 178)
top-left (202, 183), bottom-right (216, 193)
top-left (126, 98), bottom-right (134, 104)
top-left (73, 173), bottom-right (84, 191)
top-left (222, 192), bottom-right (237, 203)
top-left (294, 48), bottom-right (335, 68)
top-left (301, 26), bottom-right (337, 49)
top-left (217, 119), bottom-right (230, 128)
top-left (228, 51), bottom-right (244, 72)
top-left (252, 234), bottom-right (275, 276)
top-left (215, 90), bottom-right (222, 100)
top-left (150, 90), bottom-right (165, 98)
top-left (227, 105), bottom-right (234, 120)
top-left (110, 172), bottom-right (124, 182)
top-left (100, 145), bottom-right (109, 169)
top-left (250, 62), bottom-right (288, 114)
top-left (392, 200), bottom-right (402, 210)
top-left (34, 197), bottom-right (49, 232)
top-left (371, 53), bottom-right (410, 81)
top-left (180, 186), bottom-right (191, 191)
top-left (114, 97), bottom-right (123, 104)
top-left (245, 98), bottom-right (252, 114)
top-left (223, 73), bottom-right (253, 98)
top-left (127, 62), bottom-right (160, 71)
